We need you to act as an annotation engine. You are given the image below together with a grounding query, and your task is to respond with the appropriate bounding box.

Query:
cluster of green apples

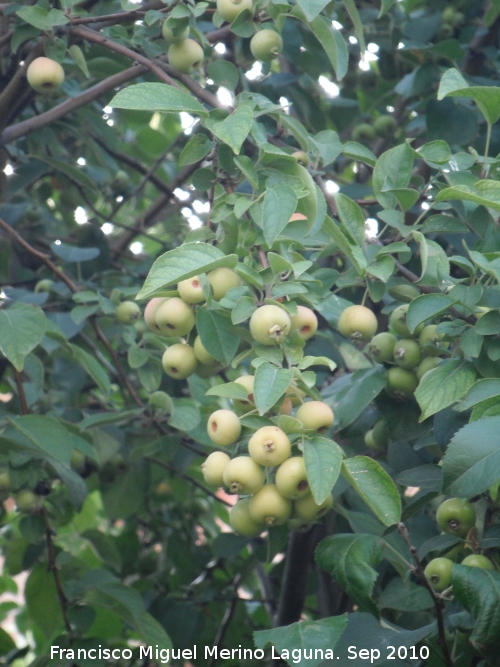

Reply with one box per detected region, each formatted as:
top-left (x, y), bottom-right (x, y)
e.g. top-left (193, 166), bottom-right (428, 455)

top-left (201, 386), bottom-right (335, 537)
top-left (424, 498), bottom-right (495, 593)
top-left (140, 267), bottom-right (241, 380)
top-left (438, 5), bottom-right (465, 40)
top-left (338, 303), bottom-right (449, 403)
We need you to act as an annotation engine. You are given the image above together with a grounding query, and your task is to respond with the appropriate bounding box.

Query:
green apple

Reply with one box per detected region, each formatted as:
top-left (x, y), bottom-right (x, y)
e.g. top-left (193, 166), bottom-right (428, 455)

top-left (34, 279), bottom-right (54, 293)
top-left (207, 409), bottom-right (241, 446)
top-left (116, 301), bottom-right (141, 324)
top-left (248, 425), bottom-right (291, 467)
top-left (230, 498), bottom-right (263, 537)
top-left (275, 457), bottom-right (310, 500)
top-left (290, 305), bottom-right (317, 341)
top-left (207, 267), bottom-right (241, 300)
top-left (111, 170), bottom-right (130, 195)
top-left (222, 456), bottom-right (264, 494)
top-left (217, 0), bottom-right (253, 23)
top-left (296, 401), bottom-right (334, 432)
top-left (424, 557), bottom-right (453, 592)
top-left (26, 57), bottom-right (64, 93)
top-left (250, 29), bottom-right (283, 62)
top-left (294, 493), bottom-right (333, 521)
top-left (249, 484), bottom-right (292, 526)
top-left (436, 498), bottom-right (475, 538)
top-left (155, 297), bottom-right (195, 337)
top-left (193, 336), bottom-right (216, 365)
top-left (70, 450), bottom-right (86, 474)
top-left (461, 554), bottom-right (494, 570)
top-left (393, 339), bottom-right (422, 370)
top-left (338, 305), bottom-right (377, 341)
top-left (249, 305), bottom-right (291, 345)
top-left (367, 332), bottom-right (397, 363)
top-left (201, 451), bottom-right (230, 486)
top-left (162, 343), bottom-right (197, 379)
top-left (162, 21), bottom-right (190, 43)
top-left (386, 367), bottom-right (418, 400)
top-left (178, 276), bottom-right (205, 303)
top-left (373, 114), bottom-right (397, 137)
top-left (416, 356), bottom-right (441, 380)
top-left (233, 374), bottom-right (255, 411)
top-left (291, 151), bottom-right (310, 167)
top-left (352, 123), bottom-right (376, 142)
top-left (168, 39), bottom-right (204, 74)
top-left (144, 297), bottom-right (168, 333)
top-left (15, 490), bottom-right (42, 513)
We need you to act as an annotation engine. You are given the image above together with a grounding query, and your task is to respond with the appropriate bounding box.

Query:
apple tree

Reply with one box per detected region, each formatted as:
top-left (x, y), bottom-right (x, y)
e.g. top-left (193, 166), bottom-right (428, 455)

top-left (1, 0), bottom-right (500, 665)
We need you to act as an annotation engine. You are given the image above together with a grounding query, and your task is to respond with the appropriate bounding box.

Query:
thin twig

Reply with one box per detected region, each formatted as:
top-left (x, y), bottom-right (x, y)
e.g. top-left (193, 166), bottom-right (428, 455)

top-left (208, 573), bottom-right (242, 667)
top-left (398, 522), bottom-right (454, 667)
top-left (13, 368), bottom-right (28, 415)
top-left (42, 505), bottom-right (72, 632)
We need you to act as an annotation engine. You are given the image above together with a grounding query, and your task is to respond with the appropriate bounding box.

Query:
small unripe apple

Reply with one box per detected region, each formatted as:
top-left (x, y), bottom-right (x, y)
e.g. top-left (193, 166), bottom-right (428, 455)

top-left (250, 30), bottom-right (283, 62)
top-left (296, 401), bottom-right (334, 432)
top-left (416, 356), bottom-right (441, 380)
top-left (338, 305), bottom-right (377, 341)
top-left (116, 300), bottom-right (141, 324)
top-left (15, 490), bottom-right (42, 513)
top-left (248, 426), bottom-right (291, 467)
top-left (286, 383), bottom-right (307, 407)
top-left (207, 267), bottom-right (241, 300)
top-left (0, 470), bottom-right (11, 492)
top-left (441, 6), bottom-right (456, 22)
top-left (364, 429), bottom-right (376, 449)
top-left (70, 450), bottom-right (86, 474)
top-left (111, 170), bottom-right (130, 195)
top-left (230, 498), bottom-right (263, 537)
top-left (144, 297), bottom-right (168, 333)
top-left (386, 367), bottom-right (418, 400)
top-left (148, 390), bottom-right (172, 412)
top-left (195, 362), bottom-right (219, 378)
top-left (34, 279), bottom-right (54, 293)
top-left (389, 304), bottom-right (423, 338)
top-left (291, 151), bottom-right (310, 167)
top-left (249, 484), bottom-right (292, 526)
top-left (178, 276), bottom-right (205, 304)
top-left (26, 57), bottom-right (65, 93)
top-left (194, 336), bottom-right (216, 365)
top-left (233, 374), bottom-right (255, 411)
top-left (217, 0), bottom-right (253, 23)
top-left (373, 114), bottom-right (397, 137)
top-left (275, 457), bottom-right (310, 500)
top-left (222, 456), bottom-right (264, 494)
top-left (162, 21), bottom-right (190, 43)
top-left (352, 123), bottom-right (376, 143)
top-left (436, 498), bottom-right (475, 538)
top-left (162, 343), bottom-right (197, 379)
top-left (419, 325), bottom-right (446, 356)
top-left (207, 409), bottom-right (241, 446)
top-left (201, 451), bottom-right (230, 486)
top-left (393, 339), bottom-right (422, 370)
top-left (249, 305), bottom-right (291, 346)
top-left (372, 419), bottom-right (389, 448)
top-left (367, 332), bottom-right (396, 363)
top-left (461, 554), bottom-right (494, 570)
top-left (424, 557), bottom-right (453, 592)
top-left (290, 305), bottom-right (318, 341)
top-left (279, 397), bottom-right (293, 415)
top-left (155, 297), bottom-right (195, 337)
top-left (168, 39), bottom-right (204, 74)
top-left (294, 493), bottom-right (333, 521)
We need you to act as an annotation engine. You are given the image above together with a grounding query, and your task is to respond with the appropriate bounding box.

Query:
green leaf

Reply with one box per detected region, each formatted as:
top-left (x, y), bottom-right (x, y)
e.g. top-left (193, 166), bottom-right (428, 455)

top-left (316, 534), bottom-right (382, 616)
top-left (303, 436), bottom-right (343, 504)
top-left (178, 134), bottom-right (214, 167)
top-left (51, 242), bottom-right (100, 262)
top-left (0, 303), bottom-right (46, 371)
top-left (415, 360), bottom-right (476, 421)
top-left (416, 140), bottom-right (452, 164)
top-left (254, 362), bottom-right (294, 416)
top-left (4, 415), bottom-right (72, 464)
top-left (137, 243), bottom-right (237, 300)
top-left (297, 356), bottom-right (336, 371)
top-left (196, 308), bottom-right (239, 365)
top-left (231, 296), bottom-right (256, 324)
top-left (263, 183), bottom-right (298, 247)
top-left (406, 293), bottom-right (456, 333)
top-left (205, 382), bottom-right (248, 399)
top-left (379, 0), bottom-right (396, 17)
top-left (342, 456), bottom-right (402, 526)
top-left (68, 44), bottom-right (90, 78)
top-left (342, 141), bottom-right (376, 166)
top-left (25, 565), bottom-right (64, 637)
top-left (234, 155), bottom-right (258, 189)
top-left (168, 398), bottom-right (200, 431)
top-left (459, 379), bottom-right (500, 410)
top-left (313, 130), bottom-right (342, 166)
top-left (335, 193), bottom-right (366, 247)
top-left (254, 616), bottom-right (348, 667)
top-left (68, 343), bottom-right (111, 395)
top-left (438, 68), bottom-right (500, 125)
top-left (373, 144), bottom-right (414, 209)
top-left (207, 60), bottom-right (239, 91)
top-left (342, 0), bottom-right (366, 53)
top-left (205, 105), bottom-right (253, 154)
top-left (296, 0), bottom-right (330, 22)
top-left (323, 366), bottom-right (386, 430)
top-left (17, 6), bottom-right (68, 30)
top-left (436, 181), bottom-right (500, 211)
top-left (451, 564), bottom-right (500, 657)
top-left (109, 83), bottom-right (207, 116)
top-left (323, 218), bottom-right (366, 275)
top-left (442, 416), bottom-right (500, 497)
top-left (309, 16), bottom-right (348, 80)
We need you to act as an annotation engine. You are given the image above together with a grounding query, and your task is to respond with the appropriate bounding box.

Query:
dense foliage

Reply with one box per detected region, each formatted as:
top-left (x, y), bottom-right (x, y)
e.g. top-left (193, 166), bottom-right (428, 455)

top-left (2, 0), bottom-right (500, 666)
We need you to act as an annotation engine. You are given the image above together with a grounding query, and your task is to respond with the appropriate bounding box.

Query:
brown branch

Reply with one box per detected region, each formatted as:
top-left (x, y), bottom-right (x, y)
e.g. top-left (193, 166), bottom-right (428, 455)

top-left (0, 41), bottom-right (43, 132)
top-left (14, 368), bottom-right (28, 415)
top-left (1, 65), bottom-right (146, 145)
top-left (398, 522), bottom-right (454, 667)
top-left (208, 573), bottom-right (242, 667)
top-left (41, 506), bottom-right (72, 632)
top-left (70, 26), bottom-right (180, 88)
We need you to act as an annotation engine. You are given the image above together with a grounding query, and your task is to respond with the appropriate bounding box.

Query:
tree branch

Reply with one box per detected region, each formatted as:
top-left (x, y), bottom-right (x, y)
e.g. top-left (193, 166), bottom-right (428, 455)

top-left (42, 506), bottom-right (72, 633)
top-left (14, 368), bottom-right (28, 415)
top-left (398, 522), bottom-right (454, 667)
